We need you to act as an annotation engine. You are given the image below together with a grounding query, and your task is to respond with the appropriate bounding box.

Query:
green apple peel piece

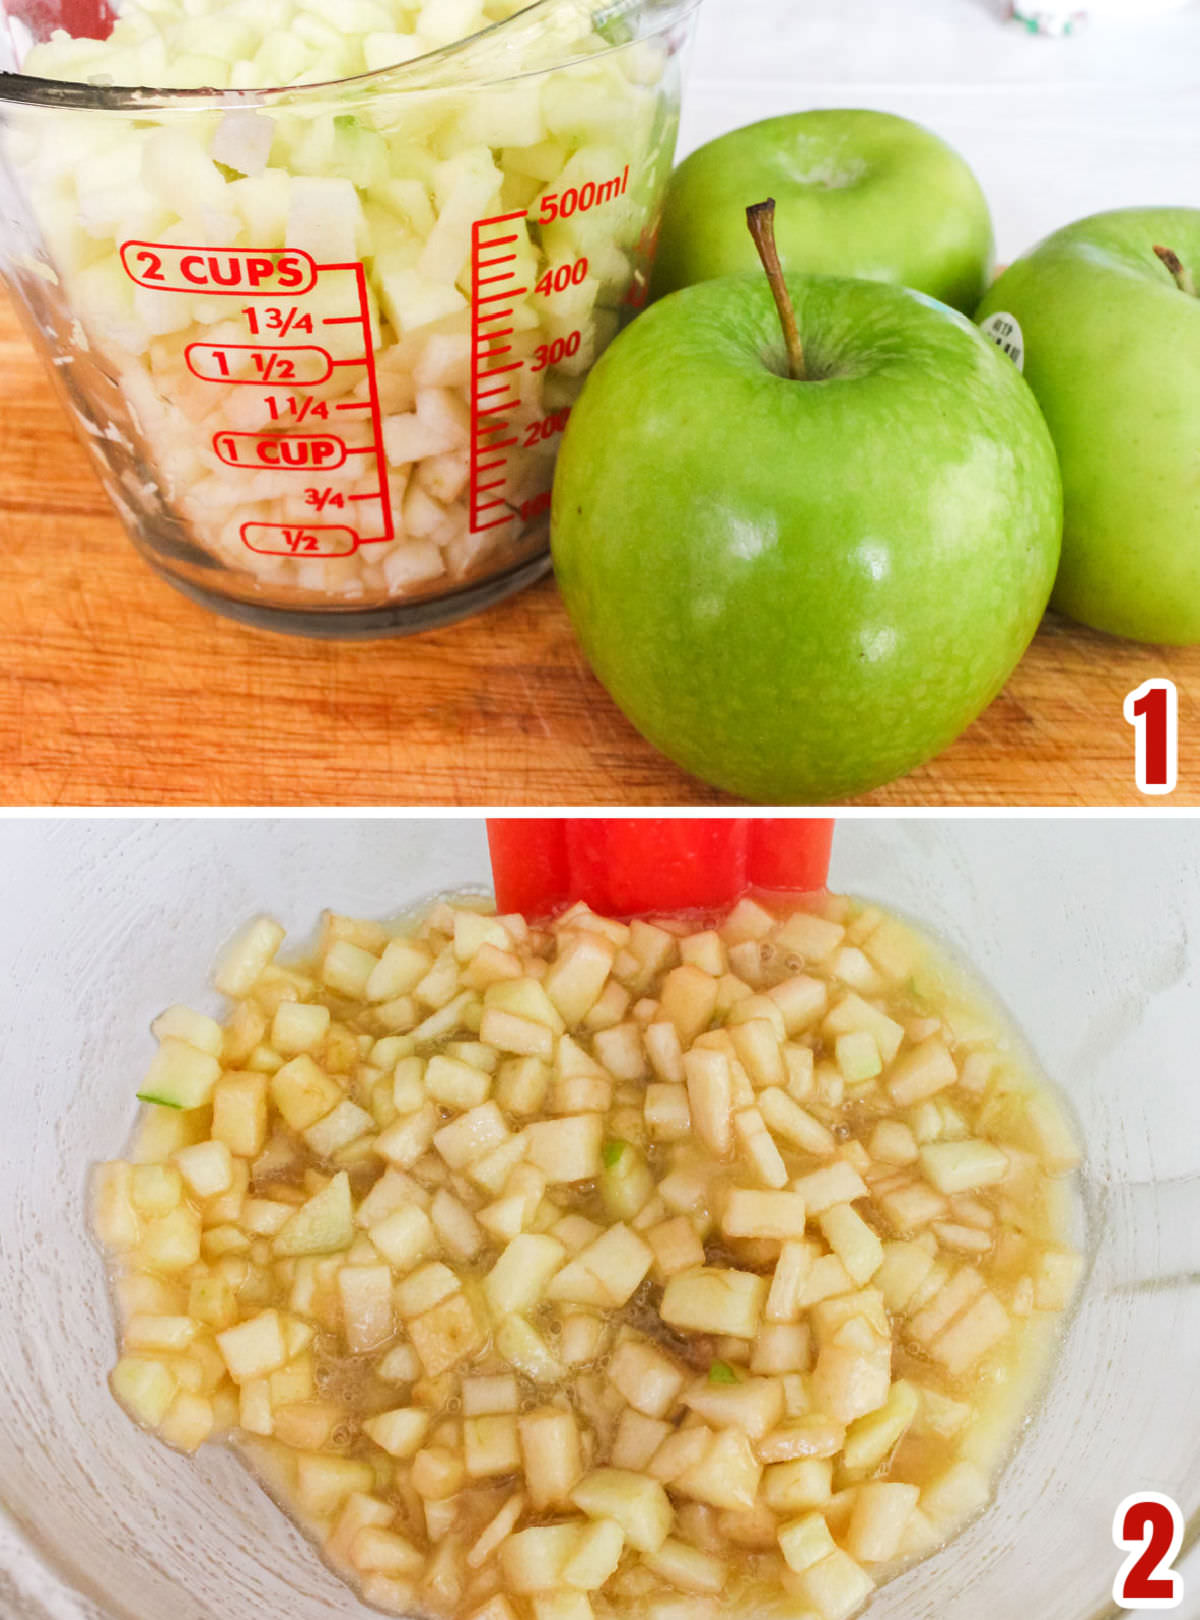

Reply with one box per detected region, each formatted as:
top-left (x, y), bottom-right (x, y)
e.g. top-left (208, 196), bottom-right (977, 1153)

top-left (552, 272), bottom-right (1062, 802)
top-left (978, 208), bottom-right (1200, 644)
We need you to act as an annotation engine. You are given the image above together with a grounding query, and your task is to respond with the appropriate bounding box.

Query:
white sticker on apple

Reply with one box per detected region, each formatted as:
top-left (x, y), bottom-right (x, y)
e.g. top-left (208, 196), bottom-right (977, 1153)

top-left (980, 311), bottom-right (1026, 372)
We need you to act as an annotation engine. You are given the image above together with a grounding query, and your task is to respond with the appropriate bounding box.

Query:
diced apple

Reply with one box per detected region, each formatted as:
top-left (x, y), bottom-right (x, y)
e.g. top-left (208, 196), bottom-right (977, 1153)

top-left (887, 1038), bottom-right (957, 1106)
top-left (171, 1139), bottom-right (234, 1200)
top-left (919, 1139), bottom-right (1008, 1195)
top-left (643, 1538), bottom-right (726, 1594)
top-left (660, 1268), bottom-right (768, 1340)
top-left (1033, 1246), bottom-right (1084, 1311)
top-left (215, 917), bottom-right (285, 997)
top-left (495, 1314), bottom-right (564, 1383)
top-left (562, 1517), bottom-right (625, 1590)
top-left (338, 1264), bottom-right (394, 1354)
top-left (484, 1233), bottom-right (566, 1318)
top-left (371, 1204), bottom-right (437, 1272)
top-left (547, 1222), bottom-right (652, 1308)
top-left (273, 1172), bottom-right (354, 1256)
top-left (793, 1548), bottom-right (874, 1620)
top-left (408, 1290), bottom-right (485, 1376)
top-left (216, 1308), bottom-right (287, 1384)
top-left (571, 1469), bottom-right (672, 1553)
top-left (363, 1407), bottom-right (431, 1458)
top-left (607, 1339), bottom-right (685, 1419)
top-left (778, 1510), bottom-right (837, 1574)
top-left (818, 1205), bottom-right (883, 1286)
top-left (111, 1355), bottom-right (178, 1428)
top-left (675, 1427), bottom-right (762, 1510)
top-left (546, 932), bottom-right (616, 1025)
top-left (519, 1407), bottom-right (584, 1507)
top-left (139, 1038), bottom-right (222, 1111)
top-left (844, 1482), bottom-right (919, 1563)
top-left (722, 1188), bottom-right (807, 1242)
top-left (500, 1524), bottom-right (585, 1592)
top-left (296, 1452), bottom-right (377, 1519)
top-left (841, 1379), bottom-right (919, 1472)
top-left (791, 1162), bottom-right (868, 1214)
top-left (434, 1102), bottom-right (511, 1170)
top-left (464, 1413), bottom-right (521, 1478)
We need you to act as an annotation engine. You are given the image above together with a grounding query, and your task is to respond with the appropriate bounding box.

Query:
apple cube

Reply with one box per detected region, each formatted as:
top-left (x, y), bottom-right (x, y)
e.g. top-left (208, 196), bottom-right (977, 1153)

top-left (269, 1054), bottom-right (344, 1131)
top-left (606, 1339), bottom-right (686, 1419)
top-left (501, 1524), bottom-right (584, 1593)
top-left (660, 1268), bottom-right (768, 1339)
top-left (841, 1379), bottom-right (919, 1472)
top-left (525, 1113), bottom-right (605, 1183)
top-left (484, 1233), bottom-right (566, 1318)
top-left (674, 1427), bottom-right (762, 1511)
top-left (273, 1172), bottom-right (354, 1256)
top-left (547, 1223), bottom-right (652, 1308)
top-left (139, 1038), bottom-right (222, 1111)
top-left (684, 1375), bottom-right (784, 1440)
top-left (494, 1314), bottom-right (564, 1383)
top-left (211, 1073), bottom-right (268, 1159)
top-left (683, 1048), bottom-right (733, 1158)
top-left (570, 1469), bottom-right (672, 1553)
top-left (213, 916), bottom-right (284, 997)
top-left (919, 1139), bottom-right (1008, 1194)
top-left (793, 1549), bottom-right (874, 1620)
top-left (172, 1139), bottom-right (234, 1200)
top-left (721, 1188), bottom-right (807, 1241)
top-left (545, 932), bottom-right (616, 1024)
top-left (519, 1407), bottom-right (584, 1507)
top-left (562, 1517), bottom-right (625, 1590)
top-left (434, 1102), bottom-right (511, 1170)
top-left (887, 1038), bottom-right (957, 1106)
top-left (111, 1356), bottom-right (178, 1428)
top-left (643, 1539), bottom-right (726, 1594)
top-left (371, 1204), bottom-right (437, 1273)
top-left (295, 1452), bottom-right (377, 1519)
top-left (408, 1290), bottom-right (485, 1376)
top-left (818, 1205), bottom-right (884, 1286)
top-left (93, 1162), bottom-right (140, 1251)
top-left (464, 1413), bottom-right (521, 1478)
top-left (791, 1161), bottom-right (868, 1214)
top-left (338, 1265), bottom-right (394, 1354)
top-left (845, 1482), bottom-right (920, 1563)
top-left (216, 1308), bottom-right (287, 1384)
top-left (271, 1001), bottom-right (332, 1056)
top-left (778, 1511), bottom-right (837, 1574)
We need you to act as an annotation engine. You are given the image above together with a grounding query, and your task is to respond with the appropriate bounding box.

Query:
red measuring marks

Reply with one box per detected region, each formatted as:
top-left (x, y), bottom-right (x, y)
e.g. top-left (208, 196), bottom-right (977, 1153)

top-left (469, 210), bottom-right (532, 536)
top-left (119, 243), bottom-right (393, 559)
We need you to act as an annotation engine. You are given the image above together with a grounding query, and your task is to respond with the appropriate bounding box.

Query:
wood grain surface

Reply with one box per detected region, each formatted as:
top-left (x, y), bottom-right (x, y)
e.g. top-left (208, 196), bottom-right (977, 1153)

top-left (0, 291), bottom-right (1193, 808)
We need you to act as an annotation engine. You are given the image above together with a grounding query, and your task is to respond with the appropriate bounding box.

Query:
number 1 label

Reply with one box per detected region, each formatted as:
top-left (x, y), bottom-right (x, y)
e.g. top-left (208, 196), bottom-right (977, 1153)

top-left (1113, 1492), bottom-right (1185, 1610)
top-left (1124, 679), bottom-right (1178, 796)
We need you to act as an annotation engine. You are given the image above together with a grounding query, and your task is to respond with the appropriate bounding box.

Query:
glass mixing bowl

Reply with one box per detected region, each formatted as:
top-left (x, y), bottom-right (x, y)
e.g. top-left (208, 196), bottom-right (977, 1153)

top-left (0, 0), bottom-right (698, 638)
top-left (0, 816), bottom-right (1196, 1620)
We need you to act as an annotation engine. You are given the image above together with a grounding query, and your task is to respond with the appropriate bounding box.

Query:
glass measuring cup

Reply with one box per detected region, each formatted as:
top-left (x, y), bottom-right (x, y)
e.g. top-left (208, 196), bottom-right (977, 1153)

top-left (0, 0), bottom-right (699, 638)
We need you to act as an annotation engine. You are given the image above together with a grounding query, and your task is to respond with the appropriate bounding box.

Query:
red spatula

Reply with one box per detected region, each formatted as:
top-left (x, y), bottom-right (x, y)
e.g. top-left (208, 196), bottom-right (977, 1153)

top-left (487, 819), bottom-right (834, 920)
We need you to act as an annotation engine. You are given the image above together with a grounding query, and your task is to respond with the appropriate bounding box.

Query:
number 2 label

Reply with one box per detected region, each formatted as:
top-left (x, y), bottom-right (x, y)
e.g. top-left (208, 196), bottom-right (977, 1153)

top-left (1113, 1493), bottom-right (1185, 1610)
top-left (1124, 679), bottom-right (1178, 796)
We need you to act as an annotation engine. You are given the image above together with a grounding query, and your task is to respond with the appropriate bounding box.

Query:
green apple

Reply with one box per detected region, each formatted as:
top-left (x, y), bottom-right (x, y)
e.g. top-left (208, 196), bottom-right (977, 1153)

top-left (650, 109), bottom-right (994, 315)
top-left (976, 208), bottom-right (1200, 644)
top-left (551, 236), bottom-right (1062, 804)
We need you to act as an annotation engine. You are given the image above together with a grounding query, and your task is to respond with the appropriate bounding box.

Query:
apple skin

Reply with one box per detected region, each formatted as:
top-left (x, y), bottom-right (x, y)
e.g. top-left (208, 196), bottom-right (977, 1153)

top-left (550, 273), bottom-right (1062, 804)
top-left (650, 109), bottom-right (994, 315)
top-left (976, 208), bottom-right (1200, 644)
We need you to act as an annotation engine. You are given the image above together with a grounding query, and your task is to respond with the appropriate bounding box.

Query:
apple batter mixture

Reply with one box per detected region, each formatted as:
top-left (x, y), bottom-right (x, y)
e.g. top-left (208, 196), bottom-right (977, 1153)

top-left (93, 891), bottom-right (1082, 1620)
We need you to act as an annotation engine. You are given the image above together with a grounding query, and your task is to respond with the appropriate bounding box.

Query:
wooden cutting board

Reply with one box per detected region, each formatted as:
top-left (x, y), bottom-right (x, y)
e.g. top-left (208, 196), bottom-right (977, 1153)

top-left (0, 291), bottom-right (1193, 807)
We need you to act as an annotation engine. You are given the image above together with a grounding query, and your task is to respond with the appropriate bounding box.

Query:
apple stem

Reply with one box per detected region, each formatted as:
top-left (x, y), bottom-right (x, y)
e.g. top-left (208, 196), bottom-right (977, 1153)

top-left (1154, 244), bottom-right (1197, 297)
top-left (746, 198), bottom-right (808, 381)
